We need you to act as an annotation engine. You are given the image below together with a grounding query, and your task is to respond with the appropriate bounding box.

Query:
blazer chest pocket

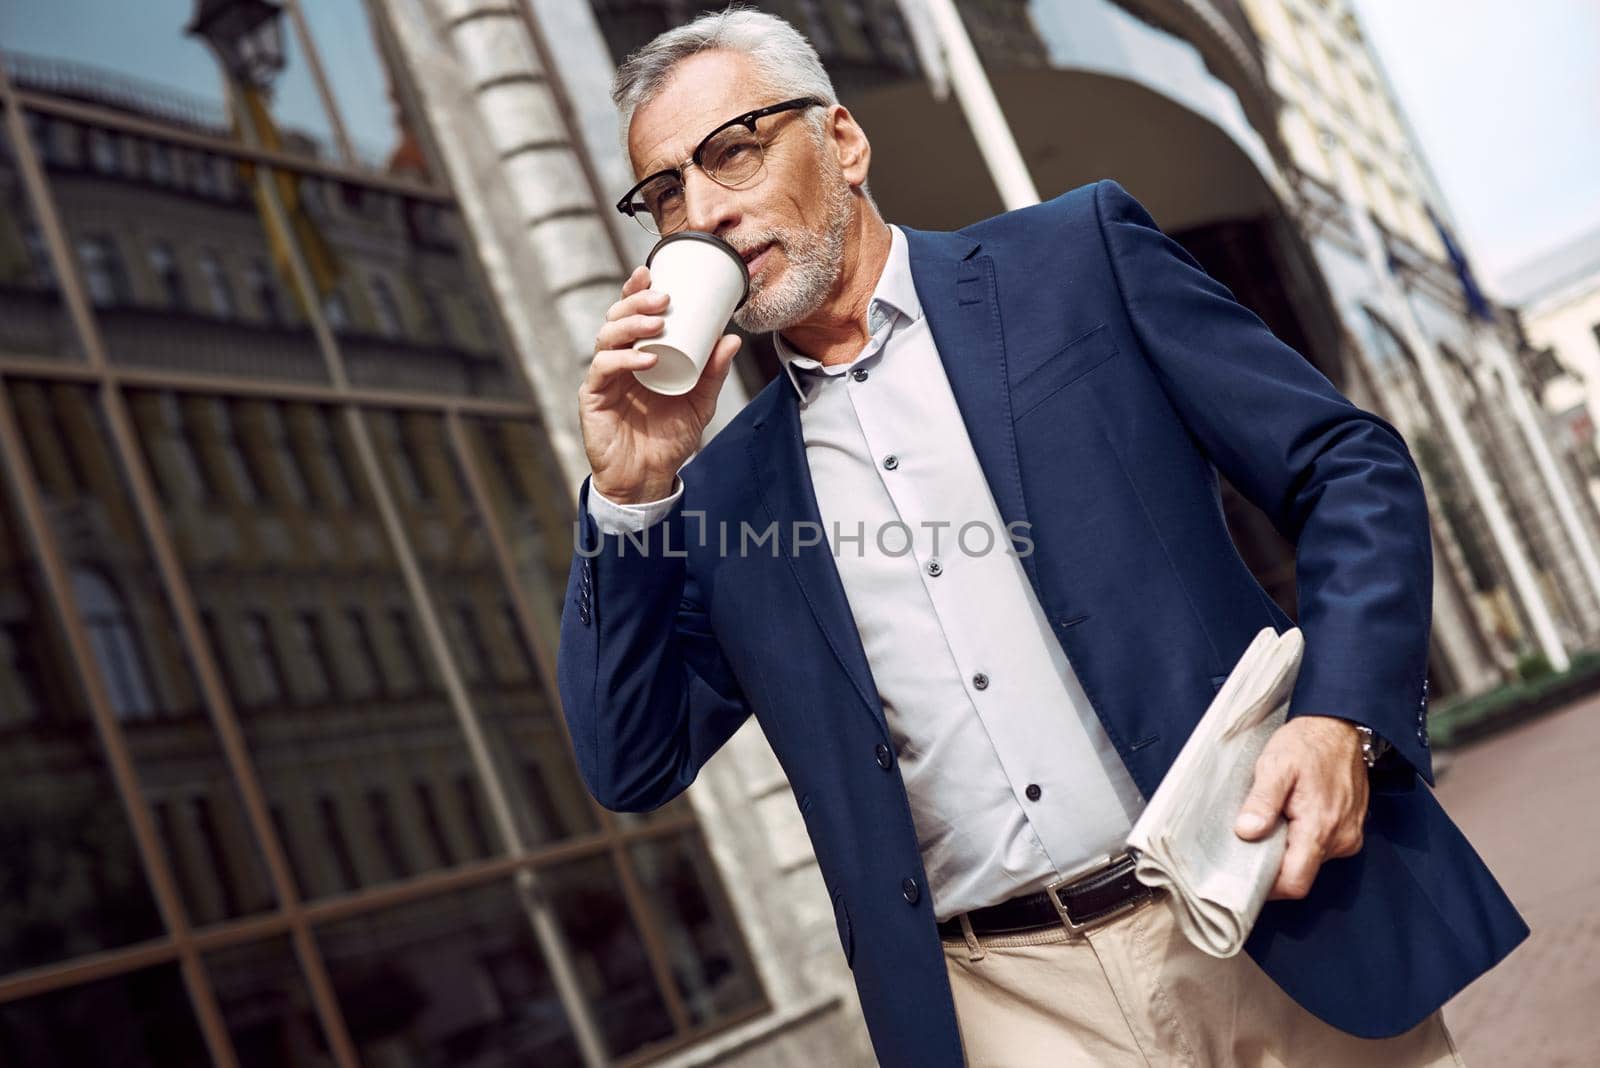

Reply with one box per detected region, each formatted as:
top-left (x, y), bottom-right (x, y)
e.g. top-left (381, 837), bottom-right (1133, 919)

top-left (1011, 324), bottom-right (1119, 421)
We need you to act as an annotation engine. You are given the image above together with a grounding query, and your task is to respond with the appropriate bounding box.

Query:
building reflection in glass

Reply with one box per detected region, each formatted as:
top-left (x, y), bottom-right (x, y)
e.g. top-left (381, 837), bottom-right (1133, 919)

top-left (0, 961), bottom-right (211, 1066)
top-left (9, 379), bottom-right (278, 930)
top-left (127, 389), bottom-right (509, 900)
top-left (0, 107), bottom-right (81, 361)
top-left (0, 2), bottom-right (768, 1060)
top-left (315, 879), bottom-right (585, 1066)
top-left (0, 441), bottom-right (166, 975)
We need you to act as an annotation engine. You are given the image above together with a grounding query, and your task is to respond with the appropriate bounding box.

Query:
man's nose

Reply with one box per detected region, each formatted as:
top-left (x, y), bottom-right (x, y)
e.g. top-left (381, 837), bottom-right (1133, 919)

top-left (682, 165), bottom-right (740, 236)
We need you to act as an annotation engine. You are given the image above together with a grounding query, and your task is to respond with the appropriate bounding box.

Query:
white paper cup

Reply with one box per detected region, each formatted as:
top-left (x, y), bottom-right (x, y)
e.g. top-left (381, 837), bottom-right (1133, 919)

top-left (633, 231), bottom-right (750, 396)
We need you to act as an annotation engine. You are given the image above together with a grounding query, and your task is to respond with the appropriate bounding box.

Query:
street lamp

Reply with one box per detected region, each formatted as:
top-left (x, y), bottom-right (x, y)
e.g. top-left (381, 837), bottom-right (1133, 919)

top-left (186, 0), bottom-right (287, 91)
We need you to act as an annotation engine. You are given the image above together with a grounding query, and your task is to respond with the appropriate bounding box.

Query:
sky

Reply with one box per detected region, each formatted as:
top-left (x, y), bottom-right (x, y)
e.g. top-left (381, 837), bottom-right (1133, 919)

top-left (1347, 0), bottom-right (1600, 299)
top-left (0, 0), bottom-right (401, 167)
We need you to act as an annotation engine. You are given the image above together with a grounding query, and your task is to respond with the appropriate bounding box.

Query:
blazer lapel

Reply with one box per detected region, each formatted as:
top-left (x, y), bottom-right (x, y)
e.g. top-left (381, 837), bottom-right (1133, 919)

top-left (748, 387), bottom-right (888, 733)
top-left (743, 224), bottom-right (1039, 734)
top-left (903, 227), bottom-right (1040, 589)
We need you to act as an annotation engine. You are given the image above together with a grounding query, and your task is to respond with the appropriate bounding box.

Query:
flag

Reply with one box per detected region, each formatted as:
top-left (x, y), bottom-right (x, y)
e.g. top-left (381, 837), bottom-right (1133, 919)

top-left (1426, 205), bottom-right (1494, 323)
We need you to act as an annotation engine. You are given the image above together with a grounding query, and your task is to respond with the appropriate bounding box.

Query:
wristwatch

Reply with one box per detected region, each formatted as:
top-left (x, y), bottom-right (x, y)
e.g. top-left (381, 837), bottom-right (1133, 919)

top-left (1353, 724), bottom-right (1390, 769)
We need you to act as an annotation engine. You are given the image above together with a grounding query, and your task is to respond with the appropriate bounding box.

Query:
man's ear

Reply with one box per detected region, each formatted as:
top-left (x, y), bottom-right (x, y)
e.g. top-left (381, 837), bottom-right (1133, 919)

top-left (828, 105), bottom-right (872, 189)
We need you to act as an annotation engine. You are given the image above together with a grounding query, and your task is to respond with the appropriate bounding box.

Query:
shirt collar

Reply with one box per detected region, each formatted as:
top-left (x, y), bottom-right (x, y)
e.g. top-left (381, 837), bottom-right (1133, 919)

top-left (772, 223), bottom-right (921, 403)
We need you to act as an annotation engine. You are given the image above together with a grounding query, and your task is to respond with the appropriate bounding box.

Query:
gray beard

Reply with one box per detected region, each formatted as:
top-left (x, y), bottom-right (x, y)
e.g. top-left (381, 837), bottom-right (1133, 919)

top-left (731, 179), bottom-right (854, 335)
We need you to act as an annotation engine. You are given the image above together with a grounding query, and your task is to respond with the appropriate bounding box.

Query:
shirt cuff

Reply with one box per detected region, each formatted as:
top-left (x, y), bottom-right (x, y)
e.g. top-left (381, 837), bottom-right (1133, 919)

top-left (586, 475), bottom-right (684, 535)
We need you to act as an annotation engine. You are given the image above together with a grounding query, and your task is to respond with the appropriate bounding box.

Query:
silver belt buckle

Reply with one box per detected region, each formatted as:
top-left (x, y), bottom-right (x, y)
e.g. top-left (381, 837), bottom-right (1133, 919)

top-left (1043, 851), bottom-right (1147, 937)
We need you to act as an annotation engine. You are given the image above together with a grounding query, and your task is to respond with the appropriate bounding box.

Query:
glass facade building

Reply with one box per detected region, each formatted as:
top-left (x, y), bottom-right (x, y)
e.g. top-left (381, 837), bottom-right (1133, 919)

top-left (0, 2), bottom-right (764, 1064)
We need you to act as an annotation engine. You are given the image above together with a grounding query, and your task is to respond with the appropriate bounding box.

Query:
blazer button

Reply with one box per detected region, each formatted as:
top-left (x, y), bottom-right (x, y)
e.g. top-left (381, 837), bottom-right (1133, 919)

top-left (902, 877), bottom-right (920, 905)
top-left (578, 604), bottom-right (591, 626)
top-left (875, 743), bottom-right (893, 770)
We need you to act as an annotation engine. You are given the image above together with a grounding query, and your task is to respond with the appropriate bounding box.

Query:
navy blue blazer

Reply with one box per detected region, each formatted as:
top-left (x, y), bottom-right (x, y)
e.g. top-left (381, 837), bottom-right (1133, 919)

top-left (556, 178), bottom-right (1527, 1066)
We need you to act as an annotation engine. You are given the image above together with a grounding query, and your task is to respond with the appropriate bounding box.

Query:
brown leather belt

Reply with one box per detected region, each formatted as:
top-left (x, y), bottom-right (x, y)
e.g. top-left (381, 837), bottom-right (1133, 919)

top-left (936, 852), bottom-right (1156, 940)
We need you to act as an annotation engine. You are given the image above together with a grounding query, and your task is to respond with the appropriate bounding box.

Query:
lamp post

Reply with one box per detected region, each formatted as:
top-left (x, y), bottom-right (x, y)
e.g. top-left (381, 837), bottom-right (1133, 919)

top-left (186, 0), bottom-right (287, 91)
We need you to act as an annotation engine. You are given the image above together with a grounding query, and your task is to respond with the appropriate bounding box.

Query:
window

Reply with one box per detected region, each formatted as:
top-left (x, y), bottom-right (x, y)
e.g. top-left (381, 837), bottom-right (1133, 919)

top-left (344, 608), bottom-right (383, 696)
top-left (367, 790), bottom-right (411, 879)
top-left (387, 608), bottom-right (428, 693)
top-left (157, 394), bottom-right (217, 503)
top-left (413, 781), bottom-right (455, 867)
top-left (87, 127), bottom-right (120, 174)
top-left (323, 290), bottom-right (351, 329)
top-left (77, 235), bottom-right (131, 306)
top-left (263, 403), bottom-right (310, 507)
top-left (198, 250), bottom-right (236, 317)
top-left (71, 568), bottom-right (158, 720)
top-left (146, 140), bottom-right (176, 184)
top-left (209, 399), bottom-right (265, 504)
top-left (247, 259), bottom-right (285, 324)
top-left (456, 774), bottom-right (495, 859)
top-left (191, 797), bottom-right (241, 916)
top-left (241, 612), bottom-right (285, 705)
top-left (317, 796), bottom-right (360, 891)
top-left (368, 274), bottom-right (404, 338)
top-left (450, 602), bottom-right (489, 683)
top-left (198, 608), bottom-right (238, 695)
top-left (147, 242), bottom-right (187, 309)
top-left (307, 406), bottom-right (355, 508)
top-left (289, 611), bottom-right (334, 702)
top-left (387, 415), bottom-right (432, 502)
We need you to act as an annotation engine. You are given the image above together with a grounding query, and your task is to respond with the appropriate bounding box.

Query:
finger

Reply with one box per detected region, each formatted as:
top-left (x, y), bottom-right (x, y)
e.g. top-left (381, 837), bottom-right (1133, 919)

top-left (1235, 753), bottom-right (1295, 840)
top-left (620, 265), bottom-right (651, 298)
top-left (594, 313), bottom-right (667, 353)
top-left (606, 287), bottom-right (670, 323)
top-left (1269, 818), bottom-right (1324, 900)
top-left (583, 346), bottom-right (658, 393)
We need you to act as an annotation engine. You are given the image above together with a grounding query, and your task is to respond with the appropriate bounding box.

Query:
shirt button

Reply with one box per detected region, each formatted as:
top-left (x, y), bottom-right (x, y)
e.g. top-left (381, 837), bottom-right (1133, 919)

top-left (882, 453), bottom-right (899, 470)
top-left (972, 672), bottom-right (989, 690)
top-left (875, 743), bottom-right (893, 770)
top-left (926, 558), bottom-right (942, 577)
top-left (901, 877), bottom-right (920, 905)
top-left (851, 368), bottom-right (869, 382)
top-left (1025, 783), bottom-right (1042, 801)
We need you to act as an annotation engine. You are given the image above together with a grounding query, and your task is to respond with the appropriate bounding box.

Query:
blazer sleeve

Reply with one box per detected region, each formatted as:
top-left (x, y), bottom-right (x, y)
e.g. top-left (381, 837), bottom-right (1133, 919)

top-left (556, 471), bottom-right (754, 811)
top-left (1093, 177), bottom-right (1435, 784)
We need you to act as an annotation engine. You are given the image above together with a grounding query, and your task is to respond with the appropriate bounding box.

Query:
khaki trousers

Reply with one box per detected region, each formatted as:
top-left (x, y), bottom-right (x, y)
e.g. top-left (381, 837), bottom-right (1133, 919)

top-left (940, 894), bottom-right (1465, 1067)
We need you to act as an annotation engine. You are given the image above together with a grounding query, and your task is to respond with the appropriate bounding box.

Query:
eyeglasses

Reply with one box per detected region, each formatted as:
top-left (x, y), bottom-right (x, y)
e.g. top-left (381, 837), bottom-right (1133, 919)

top-left (616, 96), bottom-right (826, 236)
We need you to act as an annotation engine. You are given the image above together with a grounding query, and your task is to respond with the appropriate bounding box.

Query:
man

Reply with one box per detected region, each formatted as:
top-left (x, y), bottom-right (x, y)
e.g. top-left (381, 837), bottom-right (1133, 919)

top-left (557, 9), bottom-right (1526, 1066)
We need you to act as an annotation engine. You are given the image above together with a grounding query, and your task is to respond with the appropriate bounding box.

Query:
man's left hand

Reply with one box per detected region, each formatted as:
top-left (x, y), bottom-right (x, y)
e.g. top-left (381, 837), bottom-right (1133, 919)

top-left (1232, 715), bottom-right (1369, 900)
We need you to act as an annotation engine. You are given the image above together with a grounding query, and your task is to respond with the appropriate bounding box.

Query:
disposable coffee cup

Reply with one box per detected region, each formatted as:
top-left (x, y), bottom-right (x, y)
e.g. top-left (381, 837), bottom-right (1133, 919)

top-left (634, 231), bottom-right (750, 396)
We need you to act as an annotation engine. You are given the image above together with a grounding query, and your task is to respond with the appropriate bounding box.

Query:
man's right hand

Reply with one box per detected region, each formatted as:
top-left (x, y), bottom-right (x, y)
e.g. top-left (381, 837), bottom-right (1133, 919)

top-left (580, 265), bottom-right (743, 504)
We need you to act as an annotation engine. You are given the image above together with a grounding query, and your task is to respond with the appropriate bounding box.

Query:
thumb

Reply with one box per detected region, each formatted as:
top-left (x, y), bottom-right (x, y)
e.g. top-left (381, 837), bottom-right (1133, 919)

top-left (1235, 756), bottom-right (1293, 840)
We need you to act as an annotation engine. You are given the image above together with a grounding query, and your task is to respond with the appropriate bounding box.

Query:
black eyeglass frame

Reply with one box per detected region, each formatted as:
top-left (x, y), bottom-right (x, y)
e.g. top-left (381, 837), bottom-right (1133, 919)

top-left (615, 96), bottom-right (828, 230)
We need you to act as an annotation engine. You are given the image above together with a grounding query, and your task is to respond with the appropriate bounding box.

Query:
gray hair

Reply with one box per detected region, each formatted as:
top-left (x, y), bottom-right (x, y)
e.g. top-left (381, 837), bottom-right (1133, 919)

top-left (610, 5), bottom-right (873, 201)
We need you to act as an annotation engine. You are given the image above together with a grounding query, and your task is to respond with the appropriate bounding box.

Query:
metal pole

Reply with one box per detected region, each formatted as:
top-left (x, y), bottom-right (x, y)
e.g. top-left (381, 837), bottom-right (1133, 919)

top-left (897, 0), bottom-right (1040, 210)
top-left (1323, 135), bottom-right (1569, 670)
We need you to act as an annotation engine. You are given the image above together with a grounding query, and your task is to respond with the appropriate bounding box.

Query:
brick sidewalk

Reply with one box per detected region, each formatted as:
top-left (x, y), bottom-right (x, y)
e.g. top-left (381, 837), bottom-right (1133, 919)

top-left (1436, 692), bottom-right (1600, 1067)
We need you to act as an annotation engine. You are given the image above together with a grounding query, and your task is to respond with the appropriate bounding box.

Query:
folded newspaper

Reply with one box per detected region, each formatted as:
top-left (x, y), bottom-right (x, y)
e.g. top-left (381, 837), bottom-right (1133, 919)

top-left (1125, 625), bottom-right (1304, 958)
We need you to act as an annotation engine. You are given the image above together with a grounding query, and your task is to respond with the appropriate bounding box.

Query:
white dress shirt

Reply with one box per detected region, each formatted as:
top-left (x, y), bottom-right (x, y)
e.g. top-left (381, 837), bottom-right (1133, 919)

top-left (588, 224), bottom-right (1147, 921)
